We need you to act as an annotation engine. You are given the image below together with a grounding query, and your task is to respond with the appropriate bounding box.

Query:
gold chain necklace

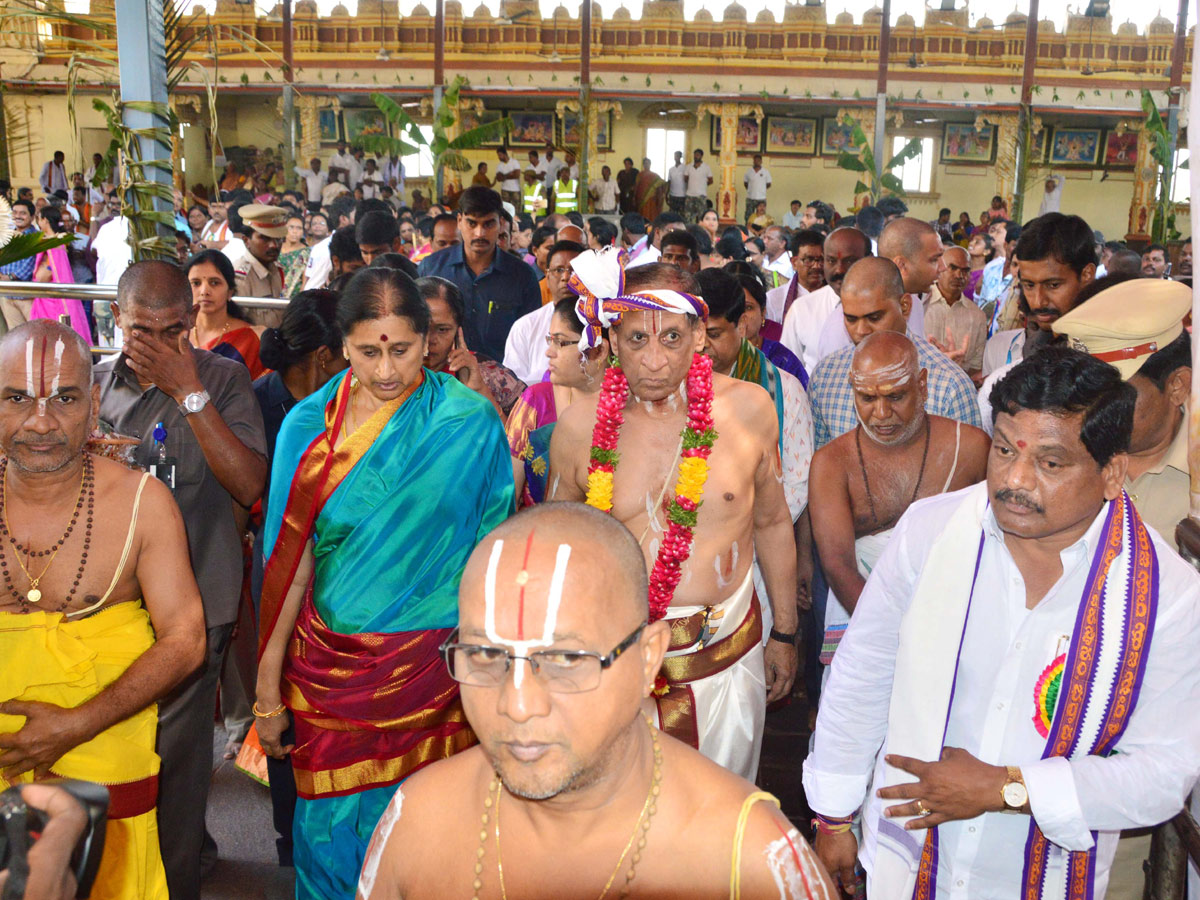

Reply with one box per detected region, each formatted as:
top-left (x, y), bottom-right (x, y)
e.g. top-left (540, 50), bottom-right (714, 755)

top-left (473, 713), bottom-right (663, 900)
top-left (2, 461), bottom-right (85, 605)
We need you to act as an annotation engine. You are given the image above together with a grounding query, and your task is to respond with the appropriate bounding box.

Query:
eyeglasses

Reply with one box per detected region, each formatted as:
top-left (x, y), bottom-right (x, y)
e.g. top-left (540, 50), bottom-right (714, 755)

top-left (547, 266), bottom-right (572, 277)
top-left (796, 256), bottom-right (824, 267)
top-left (544, 335), bottom-right (579, 349)
top-left (440, 622), bottom-right (647, 693)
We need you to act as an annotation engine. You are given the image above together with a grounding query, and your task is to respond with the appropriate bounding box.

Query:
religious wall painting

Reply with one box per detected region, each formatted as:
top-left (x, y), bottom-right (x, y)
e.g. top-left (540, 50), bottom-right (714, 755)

top-left (509, 112), bottom-right (556, 147)
top-left (1103, 130), bottom-right (1138, 168)
top-left (1049, 128), bottom-right (1102, 167)
top-left (711, 116), bottom-right (763, 155)
top-left (560, 110), bottom-right (613, 151)
top-left (318, 109), bottom-right (341, 144)
top-left (1030, 128), bottom-right (1047, 163)
top-left (940, 123), bottom-right (996, 164)
top-left (461, 109), bottom-right (505, 147)
top-left (344, 108), bottom-right (389, 144)
top-left (765, 116), bottom-right (817, 156)
top-left (819, 118), bottom-right (855, 157)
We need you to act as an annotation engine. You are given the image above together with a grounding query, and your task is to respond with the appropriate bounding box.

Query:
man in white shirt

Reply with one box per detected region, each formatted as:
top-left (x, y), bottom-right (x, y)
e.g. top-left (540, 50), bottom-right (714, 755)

top-left (765, 229), bottom-right (825, 332)
top-left (359, 158), bottom-right (382, 199)
top-left (503, 238), bottom-right (583, 383)
top-left (346, 148), bottom-right (367, 191)
top-left (327, 140), bottom-right (354, 187)
top-left (200, 198), bottom-right (232, 249)
top-left (780, 227), bottom-right (869, 373)
top-left (294, 158), bottom-right (328, 212)
top-left (382, 155), bottom-right (404, 196)
top-left (303, 196), bottom-right (355, 291)
top-left (492, 148), bottom-right (522, 209)
top-left (39, 151), bottom-right (68, 196)
top-left (93, 212), bottom-right (132, 286)
top-left (526, 149), bottom-right (546, 183)
top-left (805, 346), bottom-right (1200, 900)
top-left (541, 145), bottom-right (564, 189)
top-left (743, 154), bottom-right (771, 224)
top-left (761, 225), bottom-right (793, 289)
top-left (782, 199), bottom-right (804, 230)
top-left (666, 150), bottom-right (687, 216)
top-left (588, 165), bottom-right (619, 214)
top-left (683, 149), bottom-right (713, 224)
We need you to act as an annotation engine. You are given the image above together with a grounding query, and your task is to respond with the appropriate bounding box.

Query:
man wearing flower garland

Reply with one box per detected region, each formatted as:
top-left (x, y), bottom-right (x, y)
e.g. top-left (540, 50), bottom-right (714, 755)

top-left (804, 347), bottom-right (1200, 899)
top-left (548, 253), bottom-right (800, 782)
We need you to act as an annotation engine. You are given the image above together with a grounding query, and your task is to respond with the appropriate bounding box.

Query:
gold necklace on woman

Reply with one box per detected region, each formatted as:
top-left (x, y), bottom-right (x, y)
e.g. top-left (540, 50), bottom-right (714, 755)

top-left (472, 713), bottom-right (663, 900)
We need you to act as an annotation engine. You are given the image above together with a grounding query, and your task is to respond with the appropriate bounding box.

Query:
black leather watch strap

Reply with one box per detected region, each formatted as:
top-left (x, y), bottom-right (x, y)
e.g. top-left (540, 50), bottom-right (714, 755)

top-left (769, 627), bottom-right (797, 644)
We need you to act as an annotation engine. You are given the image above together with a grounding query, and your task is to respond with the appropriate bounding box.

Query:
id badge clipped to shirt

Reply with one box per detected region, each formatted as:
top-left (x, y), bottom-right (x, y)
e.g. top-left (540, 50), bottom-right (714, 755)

top-left (148, 421), bottom-right (177, 492)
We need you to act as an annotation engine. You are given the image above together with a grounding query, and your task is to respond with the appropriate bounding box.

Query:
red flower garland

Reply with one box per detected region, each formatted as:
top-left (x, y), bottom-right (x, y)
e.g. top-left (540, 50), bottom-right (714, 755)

top-left (585, 353), bottom-right (717, 622)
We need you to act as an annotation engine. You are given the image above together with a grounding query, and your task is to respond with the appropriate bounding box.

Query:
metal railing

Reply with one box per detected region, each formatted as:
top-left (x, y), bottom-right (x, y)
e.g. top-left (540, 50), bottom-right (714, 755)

top-left (0, 281), bottom-right (289, 308)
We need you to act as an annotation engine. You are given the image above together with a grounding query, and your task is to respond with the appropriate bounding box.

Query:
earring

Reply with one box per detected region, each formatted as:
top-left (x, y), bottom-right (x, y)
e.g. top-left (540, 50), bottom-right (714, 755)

top-left (342, 348), bottom-right (350, 360)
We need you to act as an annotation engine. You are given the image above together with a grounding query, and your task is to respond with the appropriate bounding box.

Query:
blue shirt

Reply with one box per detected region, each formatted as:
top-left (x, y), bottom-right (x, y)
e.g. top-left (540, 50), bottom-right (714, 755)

top-left (418, 242), bottom-right (541, 361)
top-left (0, 226), bottom-right (38, 281)
top-left (809, 333), bottom-right (982, 449)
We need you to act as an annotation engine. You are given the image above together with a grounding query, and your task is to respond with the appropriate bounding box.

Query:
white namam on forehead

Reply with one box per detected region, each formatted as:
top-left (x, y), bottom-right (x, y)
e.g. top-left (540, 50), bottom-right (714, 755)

top-left (848, 358), bottom-right (914, 390)
top-left (483, 538), bottom-right (573, 688)
top-left (23, 335), bottom-right (69, 417)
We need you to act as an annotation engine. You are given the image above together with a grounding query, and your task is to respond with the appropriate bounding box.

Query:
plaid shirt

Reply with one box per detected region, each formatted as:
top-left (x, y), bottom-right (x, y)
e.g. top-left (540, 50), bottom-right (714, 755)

top-left (0, 226), bottom-right (38, 281)
top-left (810, 332), bottom-right (983, 448)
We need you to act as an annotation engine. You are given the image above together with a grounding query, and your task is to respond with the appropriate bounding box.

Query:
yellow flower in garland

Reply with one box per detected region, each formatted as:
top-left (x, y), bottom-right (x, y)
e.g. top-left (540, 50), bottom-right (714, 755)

top-left (586, 469), bottom-right (615, 512)
top-left (676, 456), bottom-right (710, 505)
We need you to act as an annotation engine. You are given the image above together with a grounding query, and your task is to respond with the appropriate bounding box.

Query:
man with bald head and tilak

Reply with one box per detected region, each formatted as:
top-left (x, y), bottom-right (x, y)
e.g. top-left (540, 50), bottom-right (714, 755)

top-left (0, 320), bottom-right (205, 899)
top-left (808, 258), bottom-right (981, 449)
top-left (356, 502), bottom-right (836, 900)
top-left (807, 332), bottom-right (989, 688)
top-left (94, 260), bottom-right (268, 899)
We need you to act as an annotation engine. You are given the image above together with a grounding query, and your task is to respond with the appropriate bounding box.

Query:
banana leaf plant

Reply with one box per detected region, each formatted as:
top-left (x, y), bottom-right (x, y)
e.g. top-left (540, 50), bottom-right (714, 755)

top-left (834, 113), bottom-right (923, 206)
top-left (1141, 88), bottom-right (1185, 244)
top-left (0, 199), bottom-right (75, 270)
top-left (357, 76), bottom-right (513, 202)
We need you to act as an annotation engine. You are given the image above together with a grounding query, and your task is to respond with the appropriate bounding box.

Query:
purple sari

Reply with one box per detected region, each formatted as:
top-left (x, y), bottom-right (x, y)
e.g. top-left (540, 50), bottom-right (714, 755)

top-left (32, 246), bottom-right (90, 343)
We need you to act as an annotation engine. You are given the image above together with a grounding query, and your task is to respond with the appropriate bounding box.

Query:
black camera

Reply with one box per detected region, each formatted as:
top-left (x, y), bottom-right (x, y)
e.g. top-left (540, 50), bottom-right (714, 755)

top-left (0, 780), bottom-right (108, 899)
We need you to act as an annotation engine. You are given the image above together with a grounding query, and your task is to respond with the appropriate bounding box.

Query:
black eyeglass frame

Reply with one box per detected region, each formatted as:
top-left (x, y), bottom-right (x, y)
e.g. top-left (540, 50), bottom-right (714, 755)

top-left (439, 621), bottom-right (649, 689)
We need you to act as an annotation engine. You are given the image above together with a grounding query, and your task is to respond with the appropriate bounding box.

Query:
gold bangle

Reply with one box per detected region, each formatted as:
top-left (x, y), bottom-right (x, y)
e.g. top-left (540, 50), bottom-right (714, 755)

top-left (252, 700), bottom-right (287, 718)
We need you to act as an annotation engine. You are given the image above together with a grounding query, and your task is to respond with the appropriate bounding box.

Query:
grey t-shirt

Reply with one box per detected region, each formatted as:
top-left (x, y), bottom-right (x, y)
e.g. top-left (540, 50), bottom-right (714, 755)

top-left (95, 349), bottom-right (267, 627)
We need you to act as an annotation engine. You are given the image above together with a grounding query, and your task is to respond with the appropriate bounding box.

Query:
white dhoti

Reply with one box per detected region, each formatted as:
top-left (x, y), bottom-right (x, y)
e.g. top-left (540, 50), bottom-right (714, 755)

top-left (821, 529), bottom-right (892, 667)
top-left (652, 569), bottom-right (765, 781)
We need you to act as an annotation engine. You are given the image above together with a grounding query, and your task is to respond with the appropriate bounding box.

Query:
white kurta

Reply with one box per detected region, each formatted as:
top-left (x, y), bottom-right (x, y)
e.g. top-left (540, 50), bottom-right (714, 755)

top-left (803, 483), bottom-right (1200, 900)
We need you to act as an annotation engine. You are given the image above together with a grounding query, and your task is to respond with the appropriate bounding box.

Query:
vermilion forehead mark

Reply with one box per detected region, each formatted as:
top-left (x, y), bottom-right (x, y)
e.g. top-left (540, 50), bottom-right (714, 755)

top-left (515, 530), bottom-right (535, 640)
top-left (379, 334), bottom-right (388, 342)
top-left (1017, 440), bottom-right (1027, 449)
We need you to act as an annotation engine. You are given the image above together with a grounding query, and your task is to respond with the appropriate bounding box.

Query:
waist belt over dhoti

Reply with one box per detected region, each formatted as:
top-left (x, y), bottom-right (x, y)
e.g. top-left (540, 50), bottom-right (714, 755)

top-left (654, 592), bottom-right (762, 748)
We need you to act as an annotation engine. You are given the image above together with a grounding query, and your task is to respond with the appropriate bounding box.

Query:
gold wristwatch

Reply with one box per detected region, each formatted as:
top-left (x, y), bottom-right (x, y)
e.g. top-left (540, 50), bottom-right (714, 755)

top-left (1001, 766), bottom-right (1028, 813)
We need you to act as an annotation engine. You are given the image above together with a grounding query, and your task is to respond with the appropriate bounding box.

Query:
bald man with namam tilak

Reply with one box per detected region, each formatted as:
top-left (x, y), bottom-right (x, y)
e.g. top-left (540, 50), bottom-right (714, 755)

top-left (807, 331), bottom-right (989, 670)
top-left (356, 503), bottom-right (836, 900)
top-left (0, 320), bottom-right (205, 900)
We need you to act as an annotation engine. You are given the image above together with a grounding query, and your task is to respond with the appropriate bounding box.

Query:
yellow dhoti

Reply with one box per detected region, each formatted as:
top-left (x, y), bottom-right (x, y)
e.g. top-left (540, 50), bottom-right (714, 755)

top-left (0, 602), bottom-right (168, 900)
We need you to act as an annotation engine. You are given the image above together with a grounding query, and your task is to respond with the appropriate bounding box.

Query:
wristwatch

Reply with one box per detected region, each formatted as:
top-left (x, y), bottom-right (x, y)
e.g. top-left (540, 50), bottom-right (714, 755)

top-left (178, 389), bottom-right (210, 417)
top-left (1001, 766), bottom-right (1028, 812)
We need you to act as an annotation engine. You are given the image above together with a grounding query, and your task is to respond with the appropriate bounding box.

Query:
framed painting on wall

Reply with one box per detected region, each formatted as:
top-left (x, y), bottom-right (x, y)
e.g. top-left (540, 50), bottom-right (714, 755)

top-left (1103, 130), bottom-right (1138, 168)
top-left (460, 108), bottom-right (506, 147)
top-left (508, 112), bottom-right (556, 147)
top-left (711, 116), bottom-right (763, 155)
top-left (318, 109), bottom-right (341, 144)
top-left (1030, 128), bottom-right (1048, 162)
top-left (344, 108), bottom-right (389, 144)
top-left (1049, 127), bottom-right (1103, 166)
top-left (819, 117), bottom-right (856, 156)
top-left (765, 116), bottom-right (817, 156)
top-left (560, 110), bottom-right (613, 151)
top-left (940, 123), bottom-right (996, 164)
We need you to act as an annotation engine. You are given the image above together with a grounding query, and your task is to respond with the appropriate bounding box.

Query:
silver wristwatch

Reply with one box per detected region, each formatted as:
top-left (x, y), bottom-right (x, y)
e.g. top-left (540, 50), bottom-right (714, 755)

top-left (179, 389), bottom-right (211, 416)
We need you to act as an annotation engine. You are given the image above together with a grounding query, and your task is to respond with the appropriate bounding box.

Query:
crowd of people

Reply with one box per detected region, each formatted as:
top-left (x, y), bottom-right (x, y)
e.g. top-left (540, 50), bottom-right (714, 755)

top-left (0, 141), bottom-right (1197, 900)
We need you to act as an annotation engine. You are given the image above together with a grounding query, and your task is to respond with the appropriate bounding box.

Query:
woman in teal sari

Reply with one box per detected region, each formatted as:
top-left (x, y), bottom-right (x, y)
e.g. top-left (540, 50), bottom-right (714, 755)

top-left (256, 267), bottom-right (513, 900)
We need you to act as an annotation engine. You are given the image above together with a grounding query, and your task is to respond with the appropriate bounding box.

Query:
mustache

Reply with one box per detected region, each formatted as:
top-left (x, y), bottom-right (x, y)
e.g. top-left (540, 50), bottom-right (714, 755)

top-left (994, 488), bottom-right (1044, 514)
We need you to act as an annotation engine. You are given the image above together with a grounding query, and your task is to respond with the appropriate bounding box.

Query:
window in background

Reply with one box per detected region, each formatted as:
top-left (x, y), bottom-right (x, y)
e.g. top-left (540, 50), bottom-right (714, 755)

top-left (402, 125), bottom-right (436, 179)
top-left (892, 135), bottom-right (936, 195)
top-left (646, 127), bottom-right (686, 179)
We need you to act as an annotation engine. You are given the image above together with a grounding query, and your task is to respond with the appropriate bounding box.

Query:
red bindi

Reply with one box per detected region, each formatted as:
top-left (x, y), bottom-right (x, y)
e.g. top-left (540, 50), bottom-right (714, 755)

top-left (379, 334), bottom-right (388, 342)
top-left (1017, 440), bottom-right (1027, 449)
